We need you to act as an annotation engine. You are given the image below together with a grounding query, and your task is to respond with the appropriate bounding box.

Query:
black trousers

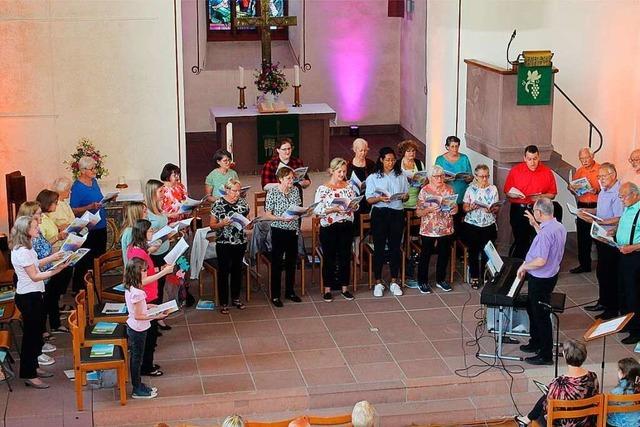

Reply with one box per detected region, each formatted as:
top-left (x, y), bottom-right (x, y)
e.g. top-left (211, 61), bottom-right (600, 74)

top-left (15, 292), bottom-right (44, 379)
top-left (150, 253), bottom-right (167, 303)
top-left (462, 222), bottom-right (497, 280)
top-left (270, 227), bottom-right (298, 299)
top-left (216, 243), bottom-right (246, 306)
top-left (595, 241), bottom-right (619, 313)
top-left (319, 222), bottom-right (353, 290)
top-left (527, 394), bottom-right (546, 423)
top-left (370, 208), bottom-right (404, 280)
top-left (72, 227), bottom-right (107, 292)
top-left (509, 204), bottom-right (535, 259)
top-left (141, 298), bottom-right (159, 373)
top-left (43, 267), bottom-right (72, 330)
top-left (526, 274), bottom-right (558, 359)
top-left (576, 202), bottom-right (597, 270)
top-left (619, 252), bottom-right (640, 336)
top-left (418, 235), bottom-right (452, 283)
top-left (126, 325), bottom-right (147, 392)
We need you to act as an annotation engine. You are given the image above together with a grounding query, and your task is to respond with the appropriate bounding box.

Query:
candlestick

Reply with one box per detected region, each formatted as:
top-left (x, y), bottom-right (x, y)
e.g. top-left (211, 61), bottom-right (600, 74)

top-left (294, 64), bottom-right (300, 86)
top-left (292, 85), bottom-right (301, 107)
top-left (238, 66), bottom-right (244, 87)
top-left (237, 86), bottom-right (247, 109)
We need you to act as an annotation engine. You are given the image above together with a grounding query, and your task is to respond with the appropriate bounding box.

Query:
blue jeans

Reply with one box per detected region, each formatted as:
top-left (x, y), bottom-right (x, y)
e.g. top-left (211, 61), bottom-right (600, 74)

top-left (126, 325), bottom-right (147, 392)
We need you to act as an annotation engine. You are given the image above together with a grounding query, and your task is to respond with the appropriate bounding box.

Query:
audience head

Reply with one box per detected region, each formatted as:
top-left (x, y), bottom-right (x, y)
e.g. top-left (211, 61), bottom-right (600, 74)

top-left (9, 216), bottom-right (37, 250)
top-left (223, 178), bottom-right (242, 203)
top-left (221, 415), bottom-right (245, 427)
top-left (352, 400), bottom-right (377, 427)
top-left (578, 148), bottom-right (594, 168)
top-left (374, 147), bottom-right (401, 176)
top-left (36, 189), bottom-right (59, 214)
top-left (598, 163), bottom-right (617, 189)
top-left (617, 357), bottom-right (640, 392)
top-left (144, 179), bottom-right (164, 214)
top-left (619, 182), bottom-right (640, 207)
top-left (429, 165), bottom-right (446, 187)
top-left (213, 149), bottom-right (233, 171)
top-left (473, 164), bottom-right (490, 187)
top-left (78, 156), bottom-right (97, 180)
top-left (275, 138), bottom-right (294, 162)
top-left (533, 197), bottom-right (554, 221)
top-left (17, 201), bottom-right (42, 223)
top-left (130, 219), bottom-right (152, 250)
top-left (629, 149), bottom-right (640, 173)
top-left (276, 166), bottom-right (295, 188)
top-left (288, 416), bottom-right (310, 427)
top-left (124, 257), bottom-right (146, 290)
top-left (562, 339), bottom-right (587, 367)
top-left (122, 201), bottom-right (148, 230)
top-left (51, 177), bottom-right (72, 200)
top-left (352, 138), bottom-right (369, 160)
top-left (445, 136), bottom-right (461, 155)
top-left (523, 145), bottom-right (540, 171)
top-left (328, 157), bottom-right (348, 181)
top-left (398, 139), bottom-right (419, 161)
top-left (160, 163), bottom-right (181, 184)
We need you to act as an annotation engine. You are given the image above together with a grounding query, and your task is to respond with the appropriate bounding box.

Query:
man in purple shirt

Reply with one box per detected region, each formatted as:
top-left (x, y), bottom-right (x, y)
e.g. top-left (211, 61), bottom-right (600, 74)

top-left (516, 198), bottom-right (567, 365)
top-left (577, 162), bottom-right (623, 319)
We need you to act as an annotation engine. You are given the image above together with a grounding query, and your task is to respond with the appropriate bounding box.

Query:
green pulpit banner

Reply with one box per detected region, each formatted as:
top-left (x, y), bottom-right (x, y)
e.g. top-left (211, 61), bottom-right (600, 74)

top-left (517, 65), bottom-right (552, 105)
top-left (256, 114), bottom-right (300, 164)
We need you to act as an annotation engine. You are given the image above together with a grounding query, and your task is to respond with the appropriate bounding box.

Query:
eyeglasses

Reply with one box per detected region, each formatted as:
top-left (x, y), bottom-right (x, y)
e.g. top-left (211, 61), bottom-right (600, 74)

top-left (475, 174), bottom-right (489, 179)
top-left (278, 146), bottom-right (293, 151)
top-left (597, 172), bottom-right (613, 179)
top-left (431, 174), bottom-right (445, 179)
top-left (619, 193), bottom-right (634, 200)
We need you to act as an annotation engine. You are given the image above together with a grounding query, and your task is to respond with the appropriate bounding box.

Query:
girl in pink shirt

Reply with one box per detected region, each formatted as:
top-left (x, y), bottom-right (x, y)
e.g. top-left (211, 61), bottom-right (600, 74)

top-left (126, 219), bottom-right (174, 377)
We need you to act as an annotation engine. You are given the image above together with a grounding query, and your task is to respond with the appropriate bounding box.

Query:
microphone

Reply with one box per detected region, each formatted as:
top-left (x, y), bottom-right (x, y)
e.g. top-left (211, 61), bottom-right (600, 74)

top-left (506, 29), bottom-right (517, 67)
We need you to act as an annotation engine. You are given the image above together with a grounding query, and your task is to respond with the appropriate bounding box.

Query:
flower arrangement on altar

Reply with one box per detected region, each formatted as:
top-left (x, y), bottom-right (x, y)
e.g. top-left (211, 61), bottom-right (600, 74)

top-left (254, 61), bottom-right (289, 96)
top-left (65, 138), bottom-right (109, 180)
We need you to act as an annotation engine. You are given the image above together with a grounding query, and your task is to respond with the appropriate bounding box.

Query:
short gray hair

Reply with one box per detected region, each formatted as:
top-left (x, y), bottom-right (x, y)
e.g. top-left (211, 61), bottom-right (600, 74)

top-left (629, 182), bottom-right (640, 195)
top-left (429, 164), bottom-right (445, 178)
top-left (352, 138), bottom-right (368, 151)
top-left (78, 156), bottom-right (96, 171)
top-left (533, 197), bottom-right (554, 216)
top-left (51, 177), bottom-right (72, 193)
top-left (600, 162), bottom-right (617, 176)
top-left (563, 339), bottom-right (587, 367)
top-left (352, 400), bottom-right (377, 427)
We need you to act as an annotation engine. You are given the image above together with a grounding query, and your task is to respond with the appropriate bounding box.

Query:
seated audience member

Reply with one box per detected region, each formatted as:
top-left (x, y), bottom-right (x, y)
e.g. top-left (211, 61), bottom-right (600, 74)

top-left (288, 417), bottom-right (311, 427)
top-left (205, 148), bottom-right (239, 202)
top-left (261, 138), bottom-right (311, 196)
top-left (568, 148), bottom-right (600, 274)
top-left (415, 165), bottom-right (457, 294)
top-left (515, 339), bottom-right (599, 427)
top-left (504, 145), bottom-right (557, 259)
top-left (221, 414), bottom-right (245, 427)
top-left (159, 163), bottom-right (188, 220)
top-left (608, 357), bottom-right (640, 427)
top-left (397, 139), bottom-right (426, 210)
top-left (461, 164), bottom-right (499, 289)
top-left (352, 400), bottom-right (377, 427)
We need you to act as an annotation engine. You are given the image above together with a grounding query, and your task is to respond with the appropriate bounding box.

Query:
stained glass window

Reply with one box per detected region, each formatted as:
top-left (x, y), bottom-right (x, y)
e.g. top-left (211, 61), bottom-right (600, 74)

top-left (208, 0), bottom-right (288, 41)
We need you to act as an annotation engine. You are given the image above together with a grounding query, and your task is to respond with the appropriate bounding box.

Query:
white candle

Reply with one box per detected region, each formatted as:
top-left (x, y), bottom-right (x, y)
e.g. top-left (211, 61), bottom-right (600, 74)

top-left (294, 65), bottom-right (300, 86)
top-left (238, 66), bottom-right (244, 87)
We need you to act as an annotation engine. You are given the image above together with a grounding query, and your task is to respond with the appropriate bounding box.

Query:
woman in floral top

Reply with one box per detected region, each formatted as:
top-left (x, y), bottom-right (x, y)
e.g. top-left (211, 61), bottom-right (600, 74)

top-left (159, 163), bottom-right (188, 220)
top-left (209, 178), bottom-right (251, 314)
top-left (415, 165), bottom-right (458, 294)
top-left (516, 339), bottom-right (599, 427)
top-left (461, 164), bottom-right (499, 289)
top-left (263, 167), bottom-right (303, 307)
top-left (314, 158), bottom-right (357, 303)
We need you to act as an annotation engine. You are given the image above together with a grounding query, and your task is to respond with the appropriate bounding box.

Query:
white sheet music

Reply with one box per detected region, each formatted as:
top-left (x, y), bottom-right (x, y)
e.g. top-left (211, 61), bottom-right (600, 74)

top-left (507, 276), bottom-right (522, 298)
top-left (587, 315), bottom-right (629, 339)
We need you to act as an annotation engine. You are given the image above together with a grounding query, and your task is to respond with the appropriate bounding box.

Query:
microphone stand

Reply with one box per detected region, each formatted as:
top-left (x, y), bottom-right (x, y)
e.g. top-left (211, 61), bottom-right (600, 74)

top-left (539, 301), bottom-right (561, 377)
top-left (506, 29), bottom-right (517, 70)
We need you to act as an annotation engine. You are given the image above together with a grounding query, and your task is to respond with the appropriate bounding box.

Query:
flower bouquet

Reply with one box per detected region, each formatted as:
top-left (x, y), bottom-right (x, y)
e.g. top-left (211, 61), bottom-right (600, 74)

top-left (65, 138), bottom-right (109, 180)
top-left (254, 61), bottom-right (289, 98)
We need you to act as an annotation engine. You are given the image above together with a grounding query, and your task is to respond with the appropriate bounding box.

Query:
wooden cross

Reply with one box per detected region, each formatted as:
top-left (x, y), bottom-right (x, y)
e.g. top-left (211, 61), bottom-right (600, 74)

top-left (236, 0), bottom-right (297, 64)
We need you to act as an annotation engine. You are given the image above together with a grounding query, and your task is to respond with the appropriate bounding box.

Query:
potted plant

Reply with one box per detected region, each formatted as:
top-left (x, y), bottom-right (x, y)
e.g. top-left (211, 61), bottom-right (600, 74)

top-left (254, 60), bottom-right (289, 104)
top-left (65, 138), bottom-right (109, 180)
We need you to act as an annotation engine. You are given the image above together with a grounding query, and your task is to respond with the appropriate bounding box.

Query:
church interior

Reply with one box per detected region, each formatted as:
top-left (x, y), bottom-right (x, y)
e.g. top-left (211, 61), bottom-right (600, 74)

top-left (1, 0), bottom-right (640, 426)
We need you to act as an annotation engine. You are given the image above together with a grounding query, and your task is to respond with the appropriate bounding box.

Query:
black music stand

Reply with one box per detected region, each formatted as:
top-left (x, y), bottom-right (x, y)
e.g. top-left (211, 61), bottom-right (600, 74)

top-left (583, 313), bottom-right (634, 392)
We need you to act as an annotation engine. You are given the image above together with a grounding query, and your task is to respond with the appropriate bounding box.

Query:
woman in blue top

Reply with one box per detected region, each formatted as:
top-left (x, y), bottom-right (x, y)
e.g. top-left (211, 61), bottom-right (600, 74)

top-left (69, 156), bottom-right (107, 294)
top-left (365, 147), bottom-right (409, 298)
top-left (608, 357), bottom-right (640, 427)
top-left (435, 136), bottom-right (473, 228)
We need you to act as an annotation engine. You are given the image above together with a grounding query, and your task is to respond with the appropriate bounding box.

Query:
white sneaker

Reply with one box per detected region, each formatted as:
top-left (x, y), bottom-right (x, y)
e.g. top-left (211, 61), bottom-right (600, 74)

top-left (38, 354), bottom-right (55, 366)
top-left (373, 283), bottom-right (385, 297)
top-left (41, 343), bottom-right (57, 353)
top-left (390, 282), bottom-right (403, 296)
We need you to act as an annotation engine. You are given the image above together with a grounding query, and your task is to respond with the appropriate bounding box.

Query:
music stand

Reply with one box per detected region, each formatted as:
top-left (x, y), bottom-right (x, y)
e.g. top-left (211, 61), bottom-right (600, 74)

top-left (583, 313), bottom-right (634, 392)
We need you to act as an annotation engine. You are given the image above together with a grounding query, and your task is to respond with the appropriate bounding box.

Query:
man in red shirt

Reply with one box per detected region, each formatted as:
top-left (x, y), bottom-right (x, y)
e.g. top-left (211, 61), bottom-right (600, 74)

top-left (568, 148), bottom-right (600, 273)
top-left (504, 145), bottom-right (558, 259)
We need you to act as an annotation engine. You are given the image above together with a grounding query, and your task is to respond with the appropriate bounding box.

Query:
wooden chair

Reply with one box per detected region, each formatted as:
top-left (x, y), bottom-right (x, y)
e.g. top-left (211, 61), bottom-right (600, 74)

top-left (192, 202), bottom-right (212, 231)
top-left (94, 250), bottom-right (125, 303)
top-left (0, 300), bottom-right (21, 353)
top-left (246, 414), bottom-right (352, 427)
top-left (254, 191), bottom-right (267, 218)
top-left (5, 171), bottom-right (26, 230)
top-left (198, 257), bottom-right (252, 304)
top-left (82, 274), bottom-right (128, 325)
top-left (0, 330), bottom-right (14, 391)
top-left (311, 217), bottom-right (356, 293)
top-left (546, 394), bottom-right (604, 427)
top-left (68, 309), bottom-right (127, 411)
top-left (0, 253), bottom-right (15, 287)
top-left (360, 213), bottom-right (405, 289)
top-left (604, 392), bottom-right (640, 423)
top-left (75, 299), bottom-right (128, 380)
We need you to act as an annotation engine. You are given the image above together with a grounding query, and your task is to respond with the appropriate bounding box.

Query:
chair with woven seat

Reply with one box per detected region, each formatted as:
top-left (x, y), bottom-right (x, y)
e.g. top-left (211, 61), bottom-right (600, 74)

top-left (68, 309), bottom-right (127, 410)
top-left (546, 394), bottom-right (604, 427)
top-left (604, 392), bottom-right (640, 425)
top-left (81, 274), bottom-right (128, 325)
top-left (94, 250), bottom-right (125, 303)
top-left (311, 216), bottom-right (356, 293)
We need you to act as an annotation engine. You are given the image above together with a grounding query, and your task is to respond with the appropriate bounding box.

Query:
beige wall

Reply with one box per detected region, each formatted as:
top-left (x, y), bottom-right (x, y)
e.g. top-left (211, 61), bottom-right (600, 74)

top-left (0, 0), bottom-right (185, 232)
top-left (182, 0), bottom-right (402, 132)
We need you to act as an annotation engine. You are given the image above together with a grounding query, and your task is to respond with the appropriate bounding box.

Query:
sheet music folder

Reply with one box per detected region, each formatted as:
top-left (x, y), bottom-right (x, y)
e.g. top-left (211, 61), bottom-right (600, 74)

top-left (583, 313), bottom-right (634, 341)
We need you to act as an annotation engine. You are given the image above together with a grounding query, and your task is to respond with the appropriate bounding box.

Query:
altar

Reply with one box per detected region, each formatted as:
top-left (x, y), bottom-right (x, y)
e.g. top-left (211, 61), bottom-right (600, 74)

top-left (209, 103), bottom-right (336, 174)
